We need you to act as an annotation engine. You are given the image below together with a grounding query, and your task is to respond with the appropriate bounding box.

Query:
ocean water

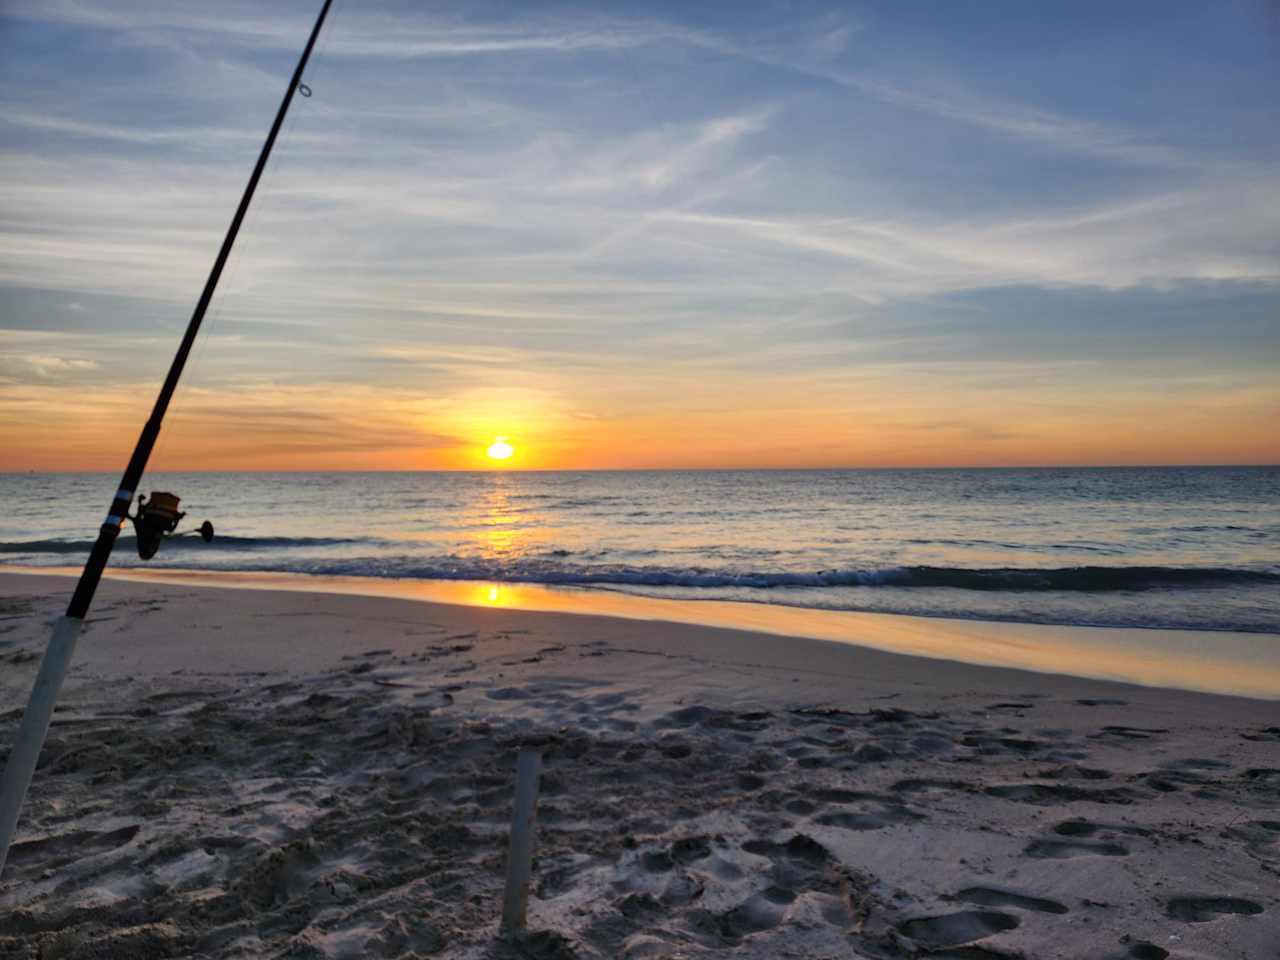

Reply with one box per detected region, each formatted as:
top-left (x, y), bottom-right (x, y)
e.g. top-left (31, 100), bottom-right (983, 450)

top-left (2, 467), bottom-right (1277, 634)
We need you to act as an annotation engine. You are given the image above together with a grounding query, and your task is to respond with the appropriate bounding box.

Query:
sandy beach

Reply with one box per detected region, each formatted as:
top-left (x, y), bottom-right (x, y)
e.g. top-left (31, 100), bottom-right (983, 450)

top-left (1, 572), bottom-right (1277, 959)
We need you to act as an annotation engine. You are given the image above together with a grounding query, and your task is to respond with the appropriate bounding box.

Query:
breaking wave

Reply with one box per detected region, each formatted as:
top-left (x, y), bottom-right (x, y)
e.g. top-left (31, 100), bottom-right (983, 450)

top-left (3, 535), bottom-right (1275, 595)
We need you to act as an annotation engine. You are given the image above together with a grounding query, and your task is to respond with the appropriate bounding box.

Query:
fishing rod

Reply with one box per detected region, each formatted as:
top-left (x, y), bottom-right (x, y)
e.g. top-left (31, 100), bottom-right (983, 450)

top-left (0, 0), bottom-right (336, 876)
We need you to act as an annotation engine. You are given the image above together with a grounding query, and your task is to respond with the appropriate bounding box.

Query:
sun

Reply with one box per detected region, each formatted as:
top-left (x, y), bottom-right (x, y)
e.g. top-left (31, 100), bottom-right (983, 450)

top-left (486, 436), bottom-right (514, 461)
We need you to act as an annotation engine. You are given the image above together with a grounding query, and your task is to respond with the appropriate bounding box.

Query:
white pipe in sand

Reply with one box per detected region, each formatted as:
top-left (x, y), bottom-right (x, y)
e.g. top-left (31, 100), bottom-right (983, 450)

top-left (0, 615), bottom-right (83, 877)
top-left (500, 747), bottom-right (543, 936)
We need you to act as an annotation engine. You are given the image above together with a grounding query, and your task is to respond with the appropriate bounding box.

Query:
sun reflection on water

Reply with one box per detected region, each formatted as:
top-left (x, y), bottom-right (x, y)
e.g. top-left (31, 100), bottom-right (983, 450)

top-left (456, 477), bottom-right (562, 563)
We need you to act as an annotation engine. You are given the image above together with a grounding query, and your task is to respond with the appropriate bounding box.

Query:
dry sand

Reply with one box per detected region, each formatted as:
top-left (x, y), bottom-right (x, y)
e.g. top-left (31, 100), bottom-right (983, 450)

top-left (1, 572), bottom-right (1277, 959)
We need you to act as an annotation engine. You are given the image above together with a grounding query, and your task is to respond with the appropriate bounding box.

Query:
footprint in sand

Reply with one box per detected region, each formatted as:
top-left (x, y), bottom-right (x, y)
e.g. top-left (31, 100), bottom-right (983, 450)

top-left (815, 803), bottom-right (922, 831)
top-left (898, 909), bottom-right (1020, 949)
top-left (486, 686), bottom-right (531, 700)
top-left (1037, 764), bottom-right (1114, 781)
top-left (1025, 838), bottom-right (1129, 859)
top-left (762, 884), bottom-right (797, 904)
top-left (1109, 943), bottom-right (1169, 960)
top-left (1223, 819), bottom-right (1280, 862)
top-left (811, 786), bottom-right (886, 804)
top-left (233, 841), bottom-right (322, 909)
top-left (1241, 767), bottom-right (1280, 785)
top-left (742, 833), bottom-right (833, 870)
top-left (1166, 757), bottom-right (1232, 771)
top-left (999, 736), bottom-right (1053, 753)
top-left (5, 823), bottom-right (140, 868)
top-left (1165, 896), bottom-right (1263, 923)
top-left (1090, 725), bottom-right (1169, 740)
top-left (616, 892), bottom-right (665, 921)
top-left (984, 783), bottom-right (1139, 805)
top-left (783, 797), bottom-right (819, 815)
top-left (1053, 819), bottom-right (1150, 838)
top-left (1241, 726), bottom-right (1280, 742)
top-left (955, 886), bottom-right (1069, 915)
top-left (692, 894), bottom-right (790, 941)
top-left (656, 705), bottom-right (737, 729)
top-left (684, 901), bottom-right (772, 942)
top-left (680, 834), bottom-right (854, 945)
top-left (639, 849), bottom-right (674, 872)
top-left (669, 835), bottom-right (712, 865)
top-left (536, 854), bottom-right (594, 899)
top-left (852, 742), bottom-right (892, 763)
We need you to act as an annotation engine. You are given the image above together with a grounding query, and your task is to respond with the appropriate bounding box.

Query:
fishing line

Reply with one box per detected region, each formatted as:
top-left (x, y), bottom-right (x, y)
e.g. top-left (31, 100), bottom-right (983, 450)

top-left (155, 112), bottom-right (302, 470)
top-left (151, 1), bottom-right (343, 476)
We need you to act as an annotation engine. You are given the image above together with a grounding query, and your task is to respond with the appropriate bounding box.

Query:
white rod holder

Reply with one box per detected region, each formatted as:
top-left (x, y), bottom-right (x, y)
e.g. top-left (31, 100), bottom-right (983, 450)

top-left (500, 747), bottom-right (543, 936)
top-left (0, 615), bottom-right (83, 877)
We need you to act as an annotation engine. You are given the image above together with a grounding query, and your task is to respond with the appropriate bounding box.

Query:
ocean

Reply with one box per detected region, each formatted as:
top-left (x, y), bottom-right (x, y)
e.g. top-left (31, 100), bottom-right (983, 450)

top-left (2, 467), bottom-right (1277, 635)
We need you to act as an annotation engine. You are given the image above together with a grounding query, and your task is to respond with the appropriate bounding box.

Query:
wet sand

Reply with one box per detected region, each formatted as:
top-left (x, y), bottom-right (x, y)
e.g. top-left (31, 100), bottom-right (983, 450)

top-left (1, 572), bottom-right (1277, 958)
top-left (6, 565), bottom-right (1278, 699)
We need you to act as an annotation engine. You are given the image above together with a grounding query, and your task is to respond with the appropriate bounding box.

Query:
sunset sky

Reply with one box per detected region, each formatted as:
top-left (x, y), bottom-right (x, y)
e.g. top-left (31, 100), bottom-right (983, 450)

top-left (1, 0), bottom-right (1277, 471)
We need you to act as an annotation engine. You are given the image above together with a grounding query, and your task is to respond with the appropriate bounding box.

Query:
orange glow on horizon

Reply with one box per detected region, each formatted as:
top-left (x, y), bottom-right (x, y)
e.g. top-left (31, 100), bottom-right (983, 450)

top-left (1, 375), bottom-right (1277, 472)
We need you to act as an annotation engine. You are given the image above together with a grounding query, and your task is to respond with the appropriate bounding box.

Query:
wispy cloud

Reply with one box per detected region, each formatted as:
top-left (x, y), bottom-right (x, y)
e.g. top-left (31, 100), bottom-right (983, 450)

top-left (546, 111), bottom-right (772, 196)
top-left (0, 353), bottom-right (98, 378)
top-left (671, 11), bottom-right (1203, 169)
top-left (0, 107), bottom-right (352, 149)
top-left (4, 1), bottom-right (707, 58)
top-left (0, 109), bottom-right (257, 145)
top-left (838, 74), bottom-right (1196, 169)
top-left (655, 175), bottom-right (1280, 296)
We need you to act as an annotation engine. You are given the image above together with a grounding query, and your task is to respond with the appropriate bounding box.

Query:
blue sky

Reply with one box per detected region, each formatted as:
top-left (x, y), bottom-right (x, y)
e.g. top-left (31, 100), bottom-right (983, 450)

top-left (1, 0), bottom-right (1277, 468)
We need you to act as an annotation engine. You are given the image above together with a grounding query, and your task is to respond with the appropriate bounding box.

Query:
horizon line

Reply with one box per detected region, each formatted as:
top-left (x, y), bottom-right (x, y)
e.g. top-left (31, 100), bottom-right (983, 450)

top-left (3, 462), bottom-right (1277, 476)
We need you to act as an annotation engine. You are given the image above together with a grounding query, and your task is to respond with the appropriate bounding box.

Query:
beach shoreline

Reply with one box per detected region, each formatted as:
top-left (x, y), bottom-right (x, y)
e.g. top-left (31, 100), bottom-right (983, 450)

top-left (3, 565), bottom-right (1277, 700)
top-left (2, 572), bottom-right (1278, 958)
